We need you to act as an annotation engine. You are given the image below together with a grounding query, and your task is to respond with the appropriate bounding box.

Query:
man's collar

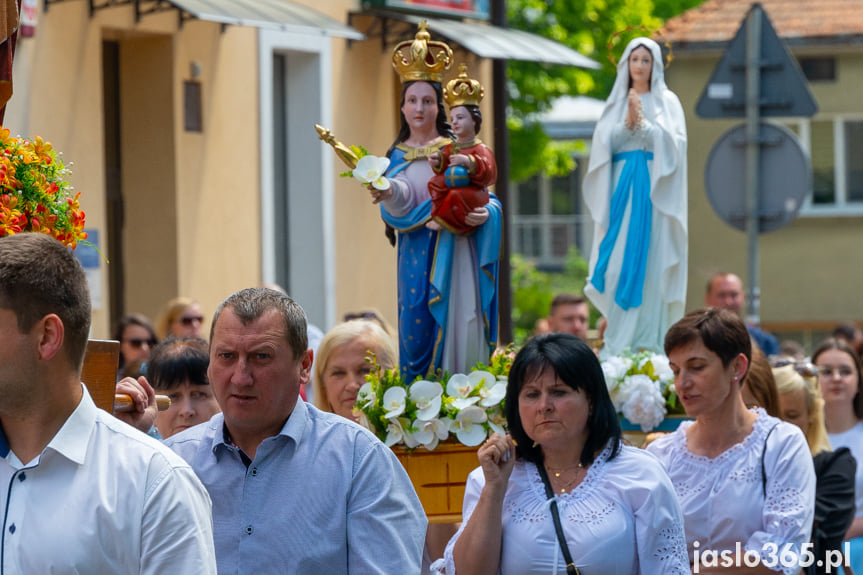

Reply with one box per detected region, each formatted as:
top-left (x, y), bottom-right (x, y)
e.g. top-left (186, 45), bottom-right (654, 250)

top-left (213, 399), bottom-right (310, 455)
top-left (46, 384), bottom-right (96, 465)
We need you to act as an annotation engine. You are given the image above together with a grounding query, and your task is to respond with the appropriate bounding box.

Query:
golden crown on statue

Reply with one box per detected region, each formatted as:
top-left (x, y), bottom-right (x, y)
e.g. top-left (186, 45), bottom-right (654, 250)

top-left (392, 21), bottom-right (453, 84)
top-left (444, 64), bottom-right (484, 108)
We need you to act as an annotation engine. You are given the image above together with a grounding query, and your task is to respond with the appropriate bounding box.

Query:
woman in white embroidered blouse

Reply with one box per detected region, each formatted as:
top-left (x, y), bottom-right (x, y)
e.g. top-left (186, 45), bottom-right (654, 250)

top-left (443, 333), bottom-right (689, 574)
top-left (646, 308), bottom-right (816, 575)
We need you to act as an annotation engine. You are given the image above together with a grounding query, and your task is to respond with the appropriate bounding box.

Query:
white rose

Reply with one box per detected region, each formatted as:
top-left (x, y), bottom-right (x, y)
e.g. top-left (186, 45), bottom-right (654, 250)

top-left (620, 375), bottom-right (667, 432)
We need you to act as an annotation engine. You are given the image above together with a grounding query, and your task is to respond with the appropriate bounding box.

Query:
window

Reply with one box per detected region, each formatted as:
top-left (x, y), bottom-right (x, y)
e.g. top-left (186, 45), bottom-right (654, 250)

top-left (798, 57), bottom-right (836, 82)
top-left (511, 162), bottom-right (592, 270)
top-left (782, 116), bottom-right (863, 215)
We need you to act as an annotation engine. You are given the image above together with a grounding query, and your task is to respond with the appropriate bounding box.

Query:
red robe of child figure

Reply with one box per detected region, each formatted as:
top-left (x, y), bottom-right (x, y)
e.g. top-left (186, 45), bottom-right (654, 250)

top-left (428, 64), bottom-right (497, 235)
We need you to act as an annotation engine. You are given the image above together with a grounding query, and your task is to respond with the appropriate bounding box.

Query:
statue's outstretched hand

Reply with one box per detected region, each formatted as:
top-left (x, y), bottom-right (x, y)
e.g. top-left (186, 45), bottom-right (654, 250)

top-left (369, 182), bottom-right (393, 204)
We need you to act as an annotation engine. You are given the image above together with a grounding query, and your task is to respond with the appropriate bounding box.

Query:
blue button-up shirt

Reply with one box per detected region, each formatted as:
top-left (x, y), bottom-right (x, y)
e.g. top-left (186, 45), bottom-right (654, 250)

top-left (165, 399), bottom-right (427, 574)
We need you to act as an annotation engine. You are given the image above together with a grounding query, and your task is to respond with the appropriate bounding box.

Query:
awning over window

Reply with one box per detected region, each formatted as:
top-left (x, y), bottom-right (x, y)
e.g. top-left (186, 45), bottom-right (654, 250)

top-left (168, 0), bottom-right (364, 39)
top-left (396, 15), bottom-right (600, 69)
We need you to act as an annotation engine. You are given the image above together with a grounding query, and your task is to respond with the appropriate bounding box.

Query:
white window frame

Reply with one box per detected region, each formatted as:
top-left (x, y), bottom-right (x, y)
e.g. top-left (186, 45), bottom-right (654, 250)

top-left (780, 114), bottom-right (863, 217)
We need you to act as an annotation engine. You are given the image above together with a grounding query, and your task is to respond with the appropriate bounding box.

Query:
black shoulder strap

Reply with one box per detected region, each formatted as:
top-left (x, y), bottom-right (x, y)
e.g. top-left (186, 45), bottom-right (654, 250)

top-left (537, 463), bottom-right (581, 575)
top-left (761, 422), bottom-right (781, 497)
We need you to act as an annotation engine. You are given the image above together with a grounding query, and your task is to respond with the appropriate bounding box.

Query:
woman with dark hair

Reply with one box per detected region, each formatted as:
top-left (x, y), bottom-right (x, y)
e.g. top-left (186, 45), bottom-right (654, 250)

top-left (813, 338), bottom-right (863, 572)
top-left (444, 333), bottom-right (688, 574)
top-left (369, 23), bottom-right (502, 384)
top-left (646, 308), bottom-right (816, 573)
top-left (113, 312), bottom-right (158, 376)
top-left (147, 337), bottom-right (220, 439)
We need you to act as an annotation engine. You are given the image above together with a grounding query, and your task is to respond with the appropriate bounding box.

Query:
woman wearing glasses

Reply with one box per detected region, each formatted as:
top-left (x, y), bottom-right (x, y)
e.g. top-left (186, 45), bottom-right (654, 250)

top-left (113, 313), bottom-right (158, 378)
top-left (156, 296), bottom-right (205, 340)
top-left (812, 338), bottom-right (863, 573)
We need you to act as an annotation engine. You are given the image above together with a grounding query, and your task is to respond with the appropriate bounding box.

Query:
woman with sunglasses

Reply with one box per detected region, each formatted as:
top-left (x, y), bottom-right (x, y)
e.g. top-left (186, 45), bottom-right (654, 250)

top-left (156, 296), bottom-right (205, 340)
top-left (813, 338), bottom-right (863, 573)
top-left (113, 313), bottom-right (158, 378)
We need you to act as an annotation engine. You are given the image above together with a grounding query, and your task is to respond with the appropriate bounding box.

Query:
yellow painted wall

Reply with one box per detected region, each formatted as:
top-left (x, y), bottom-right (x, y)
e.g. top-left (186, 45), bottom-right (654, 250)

top-left (8, 0), bottom-right (499, 339)
top-left (7, 2), bottom-right (260, 338)
top-left (667, 48), bottom-right (863, 329)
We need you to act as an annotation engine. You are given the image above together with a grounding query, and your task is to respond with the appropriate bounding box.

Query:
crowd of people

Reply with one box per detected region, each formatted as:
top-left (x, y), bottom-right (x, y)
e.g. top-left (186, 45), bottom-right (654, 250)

top-left (3, 230), bottom-right (863, 574)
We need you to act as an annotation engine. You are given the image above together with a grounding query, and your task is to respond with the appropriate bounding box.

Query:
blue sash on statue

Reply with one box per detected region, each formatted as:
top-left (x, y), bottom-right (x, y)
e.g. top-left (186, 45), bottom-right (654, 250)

top-left (380, 151), bottom-right (500, 382)
top-left (590, 149), bottom-right (653, 310)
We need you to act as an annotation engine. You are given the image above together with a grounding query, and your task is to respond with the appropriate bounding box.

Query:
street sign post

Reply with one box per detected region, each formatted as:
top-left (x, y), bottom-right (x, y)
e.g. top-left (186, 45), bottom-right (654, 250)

top-left (697, 3), bottom-right (817, 327)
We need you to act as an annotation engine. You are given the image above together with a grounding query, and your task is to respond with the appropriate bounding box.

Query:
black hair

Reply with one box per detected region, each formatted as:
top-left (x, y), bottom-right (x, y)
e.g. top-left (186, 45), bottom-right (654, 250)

top-left (387, 80), bottom-right (455, 158)
top-left (505, 333), bottom-right (621, 466)
top-left (147, 337), bottom-right (210, 391)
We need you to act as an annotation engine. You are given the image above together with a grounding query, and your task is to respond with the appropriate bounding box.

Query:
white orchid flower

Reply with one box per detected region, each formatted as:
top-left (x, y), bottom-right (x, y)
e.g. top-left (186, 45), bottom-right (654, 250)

top-left (479, 381), bottom-right (506, 408)
top-left (412, 418), bottom-right (450, 450)
top-left (453, 405), bottom-right (488, 446)
top-left (385, 417), bottom-right (420, 448)
top-left (383, 386), bottom-right (407, 419)
top-left (446, 373), bottom-right (481, 410)
top-left (352, 155), bottom-right (390, 190)
top-left (469, 370), bottom-right (496, 389)
top-left (410, 380), bottom-right (444, 420)
top-left (357, 382), bottom-right (375, 409)
top-left (486, 406), bottom-right (507, 436)
top-left (384, 417), bottom-right (406, 447)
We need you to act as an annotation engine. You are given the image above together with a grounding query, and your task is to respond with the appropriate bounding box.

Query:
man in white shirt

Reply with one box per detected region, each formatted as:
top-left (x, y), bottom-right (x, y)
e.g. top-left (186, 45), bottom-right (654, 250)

top-left (0, 233), bottom-right (217, 574)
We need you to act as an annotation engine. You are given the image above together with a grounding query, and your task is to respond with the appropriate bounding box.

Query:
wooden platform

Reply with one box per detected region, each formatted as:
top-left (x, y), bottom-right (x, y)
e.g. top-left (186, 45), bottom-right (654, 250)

top-left (393, 443), bottom-right (479, 523)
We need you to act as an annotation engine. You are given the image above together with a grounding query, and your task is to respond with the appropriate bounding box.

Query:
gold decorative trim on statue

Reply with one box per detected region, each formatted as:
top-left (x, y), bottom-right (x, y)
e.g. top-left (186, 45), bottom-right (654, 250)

top-left (392, 20), bottom-right (453, 84)
top-left (444, 64), bottom-right (484, 108)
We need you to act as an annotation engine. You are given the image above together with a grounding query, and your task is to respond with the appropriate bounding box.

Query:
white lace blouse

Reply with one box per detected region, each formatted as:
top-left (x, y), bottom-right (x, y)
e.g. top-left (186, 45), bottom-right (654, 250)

top-left (646, 409), bottom-right (816, 575)
top-left (443, 442), bottom-right (689, 575)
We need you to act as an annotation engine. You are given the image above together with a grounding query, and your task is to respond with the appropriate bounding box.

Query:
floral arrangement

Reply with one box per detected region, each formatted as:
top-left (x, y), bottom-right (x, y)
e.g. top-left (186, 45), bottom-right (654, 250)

top-left (0, 128), bottom-right (87, 248)
top-left (601, 350), bottom-right (684, 432)
top-left (355, 349), bottom-right (513, 451)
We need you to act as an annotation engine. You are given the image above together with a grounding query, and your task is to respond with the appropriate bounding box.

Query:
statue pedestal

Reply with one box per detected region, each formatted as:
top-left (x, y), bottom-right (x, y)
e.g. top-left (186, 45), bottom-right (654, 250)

top-left (392, 442), bottom-right (479, 523)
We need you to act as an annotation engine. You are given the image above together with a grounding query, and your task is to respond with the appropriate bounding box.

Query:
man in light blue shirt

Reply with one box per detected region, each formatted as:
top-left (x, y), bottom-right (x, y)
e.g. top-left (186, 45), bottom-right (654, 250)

top-left (164, 287), bottom-right (427, 573)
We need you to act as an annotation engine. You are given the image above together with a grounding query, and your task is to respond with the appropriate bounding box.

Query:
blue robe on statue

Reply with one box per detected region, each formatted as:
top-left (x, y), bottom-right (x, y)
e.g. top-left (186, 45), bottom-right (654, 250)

top-left (380, 144), bottom-right (500, 383)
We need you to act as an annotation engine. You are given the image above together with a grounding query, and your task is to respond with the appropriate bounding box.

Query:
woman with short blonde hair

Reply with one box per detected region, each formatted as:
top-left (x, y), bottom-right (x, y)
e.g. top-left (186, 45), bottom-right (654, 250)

top-left (313, 319), bottom-right (397, 421)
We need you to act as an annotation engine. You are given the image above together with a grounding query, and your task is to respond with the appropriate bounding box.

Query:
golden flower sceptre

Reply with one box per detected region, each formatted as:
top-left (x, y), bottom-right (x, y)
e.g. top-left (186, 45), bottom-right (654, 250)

top-left (315, 124), bottom-right (359, 170)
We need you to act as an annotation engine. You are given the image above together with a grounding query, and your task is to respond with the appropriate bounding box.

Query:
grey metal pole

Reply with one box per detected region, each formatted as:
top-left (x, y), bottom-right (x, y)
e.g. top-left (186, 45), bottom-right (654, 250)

top-left (745, 4), bottom-right (762, 326)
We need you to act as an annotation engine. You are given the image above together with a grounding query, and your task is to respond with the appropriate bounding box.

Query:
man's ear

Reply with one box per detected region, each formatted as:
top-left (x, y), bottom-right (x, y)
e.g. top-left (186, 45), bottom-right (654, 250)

top-left (36, 314), bottom-right (65, 362)
top-left (299, 348), bottom-right (313, 384)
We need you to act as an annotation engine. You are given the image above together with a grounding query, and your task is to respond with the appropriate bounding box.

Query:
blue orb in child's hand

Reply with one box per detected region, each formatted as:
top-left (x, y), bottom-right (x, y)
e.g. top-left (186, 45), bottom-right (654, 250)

top-left (444, 165), bottom-right (471, 188)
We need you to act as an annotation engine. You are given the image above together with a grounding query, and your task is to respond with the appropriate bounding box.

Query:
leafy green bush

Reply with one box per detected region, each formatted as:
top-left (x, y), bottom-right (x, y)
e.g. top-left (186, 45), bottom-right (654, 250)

top-left (510, 246), bottom-right (599, 345)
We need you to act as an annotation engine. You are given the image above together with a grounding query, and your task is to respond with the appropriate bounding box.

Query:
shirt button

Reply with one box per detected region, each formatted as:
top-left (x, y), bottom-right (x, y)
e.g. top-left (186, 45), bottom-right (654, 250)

top-left (245, 525), bottom-right (253, 535)
top-left (8, 524), bottom-right (15, 534)
top-left (18, 473), bottom-right (25, 482)
top-left (250, 467), bottom-right (258, 477)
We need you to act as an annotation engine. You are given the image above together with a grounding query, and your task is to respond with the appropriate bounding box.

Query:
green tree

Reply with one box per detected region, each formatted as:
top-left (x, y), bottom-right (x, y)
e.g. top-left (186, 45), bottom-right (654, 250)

top-left (505, 0), bottom-right (666, 182)
top-left (510, 246), bottom-right (597, 345)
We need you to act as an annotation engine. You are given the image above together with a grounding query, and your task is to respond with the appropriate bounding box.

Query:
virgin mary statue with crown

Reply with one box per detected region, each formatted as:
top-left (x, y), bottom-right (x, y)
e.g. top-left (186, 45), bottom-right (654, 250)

top-left (367, 23), bottom-right (502, 383)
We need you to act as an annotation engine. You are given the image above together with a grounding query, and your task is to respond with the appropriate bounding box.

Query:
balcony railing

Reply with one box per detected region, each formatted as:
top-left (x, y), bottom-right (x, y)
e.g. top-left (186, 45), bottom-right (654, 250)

top-left (510, 214), bottom-right (592, 269)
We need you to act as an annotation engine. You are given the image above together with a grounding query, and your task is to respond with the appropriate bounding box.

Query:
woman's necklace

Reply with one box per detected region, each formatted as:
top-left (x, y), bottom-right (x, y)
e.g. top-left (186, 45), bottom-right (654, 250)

top-left (545, 462), bottom-right (586, 494)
